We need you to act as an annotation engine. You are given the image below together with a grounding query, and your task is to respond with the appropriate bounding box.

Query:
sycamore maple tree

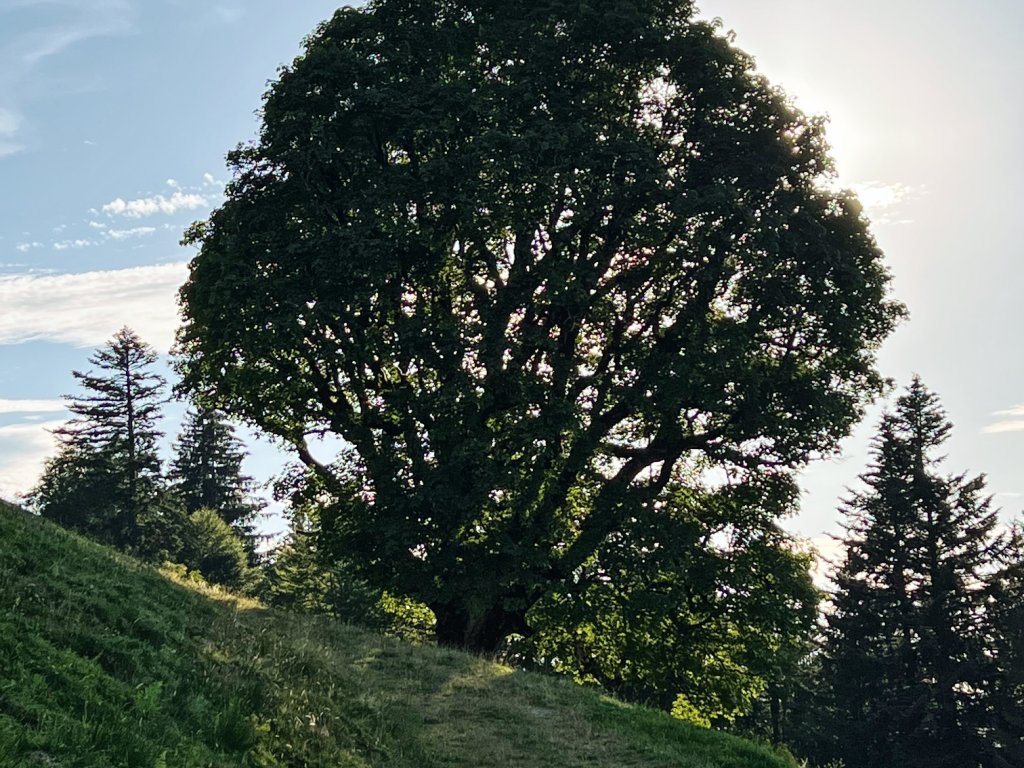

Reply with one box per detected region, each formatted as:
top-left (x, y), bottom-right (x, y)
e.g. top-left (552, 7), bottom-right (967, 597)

top-left (178, 0), bottom-right (903, 651)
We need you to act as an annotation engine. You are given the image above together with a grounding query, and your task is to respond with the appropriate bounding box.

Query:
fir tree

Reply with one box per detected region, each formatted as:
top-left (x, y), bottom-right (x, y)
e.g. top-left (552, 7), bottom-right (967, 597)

top-left (822, 378), bottom-right (1010, 768)
top-left (989, 534), bottom-right (1024, 766)
top-left (169, 404), bottom-right (263, 545)
top-left (31, 327), bottom-right (170, 550)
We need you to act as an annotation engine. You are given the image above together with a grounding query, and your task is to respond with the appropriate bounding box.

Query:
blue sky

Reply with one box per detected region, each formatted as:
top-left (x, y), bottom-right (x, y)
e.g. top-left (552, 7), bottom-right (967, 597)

top-left (0, 0), bottom-right (340, 516)
top-left (1, 1), bottom-right (1022, 554)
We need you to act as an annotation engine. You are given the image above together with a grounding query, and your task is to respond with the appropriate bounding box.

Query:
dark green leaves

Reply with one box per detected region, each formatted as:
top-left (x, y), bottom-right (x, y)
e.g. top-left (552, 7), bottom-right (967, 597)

top-left (177, 0), bottom-right (901, 668)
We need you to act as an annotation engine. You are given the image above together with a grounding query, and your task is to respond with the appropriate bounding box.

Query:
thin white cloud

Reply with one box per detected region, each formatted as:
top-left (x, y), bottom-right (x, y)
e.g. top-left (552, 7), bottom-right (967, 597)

top-left (15, 242), bottom-right (43, 252)
top-left (983, 420), bottom-right (1024, 435)
top-left (0, 262), bottom-right (188, 352)
top-left (983, 405), bottom-right (1024, 434)
top-left (0, 107), bottom-right (20, 137)
top-left (102, 191), bottom-right (208, 219)
top-left (0, 2), bottom-right (135, 162)
top-left (0, 399), bottom-right (66, 414)
top-left (104, 226), bottom-right (156, 241)
top-left (0, 419), bottom-right (63, 501)
top-left (22, 25), bottom-right (107, 65)
top-left (8, 0), bottom-right (134, 66)
top-left (53, 238), bottom-right (94, 250)
top-left (0, 107), bottom-right (23, 157)
top-left (994, 405), bottom-right (1024, 417)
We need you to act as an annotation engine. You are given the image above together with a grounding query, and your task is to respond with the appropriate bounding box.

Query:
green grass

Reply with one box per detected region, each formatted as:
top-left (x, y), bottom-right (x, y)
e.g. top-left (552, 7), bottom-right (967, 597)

top-left (0, 499), bottom-right (796, 767)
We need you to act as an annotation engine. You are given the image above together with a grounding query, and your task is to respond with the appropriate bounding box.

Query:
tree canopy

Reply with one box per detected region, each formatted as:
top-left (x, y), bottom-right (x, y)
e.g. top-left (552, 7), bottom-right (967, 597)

top-left (178, 0), bottom-right (903, 651)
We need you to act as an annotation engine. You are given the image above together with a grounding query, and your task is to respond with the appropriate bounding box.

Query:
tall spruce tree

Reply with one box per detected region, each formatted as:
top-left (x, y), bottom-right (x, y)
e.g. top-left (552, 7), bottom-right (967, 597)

top-left (822, 378), bottom-right (1010, 768)
top-left (31, 327), bottom-right (170, 550)
top-left (169, 404), bottom-right (263, 542)
top-left (989, 533), bottom-right (1024, 766)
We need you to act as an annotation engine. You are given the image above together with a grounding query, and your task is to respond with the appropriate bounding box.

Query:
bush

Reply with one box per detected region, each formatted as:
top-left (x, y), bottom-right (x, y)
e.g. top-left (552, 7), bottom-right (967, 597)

top-left (182, 508), bottom-right (250, 589)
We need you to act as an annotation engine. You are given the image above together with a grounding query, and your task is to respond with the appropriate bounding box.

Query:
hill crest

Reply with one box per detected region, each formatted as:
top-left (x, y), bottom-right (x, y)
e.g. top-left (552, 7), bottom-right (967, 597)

top-left (0, 502), bottom-right (794, 768)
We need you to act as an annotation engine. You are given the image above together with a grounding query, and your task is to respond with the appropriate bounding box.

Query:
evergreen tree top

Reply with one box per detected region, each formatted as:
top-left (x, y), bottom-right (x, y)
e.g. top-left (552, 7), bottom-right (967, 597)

top-left (825, 377), bottom-right (1013, 768)
top-left (55, 326), bottom-right (167, 447)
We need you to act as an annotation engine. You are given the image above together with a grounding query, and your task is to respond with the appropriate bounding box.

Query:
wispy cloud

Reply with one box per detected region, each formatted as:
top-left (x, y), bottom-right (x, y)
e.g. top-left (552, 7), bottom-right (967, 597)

top-left (984, 421), bottom-right (1024, 434)
top-left (0, 0), bottom-right (137, 160)
top-left (14, 176), bottom-right (214, 253)
top-left (105, 226), bottom-right (156, 240)
top-left (14, 227), bottom-right (153, 253)
top-left (5, 0), bottom-right (134, 66)
top-left (52, 238), bottom-right (94, 250)
top-left (0, 399), bottom-right (66, 415)
top-left (0, 419), bottom-right (64, 501)
top-left (994, 406), bottom-right (1024, 417)
top-left (0, 262), bottom-right (188, 352)
top-left (0, 106), bottom-right (23, 157)
top-left (983, 405), bottom-right (1024, 434)
top-left (101, 191), bottom-right (208, 219)
top-left (0, 108), bottom-right (20, 135)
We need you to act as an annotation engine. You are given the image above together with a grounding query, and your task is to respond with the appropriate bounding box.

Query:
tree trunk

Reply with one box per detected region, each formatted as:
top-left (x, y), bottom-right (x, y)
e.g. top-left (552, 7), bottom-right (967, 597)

top-left (432, 603), bottom-right (528, 654)
top-left (769, 685), bottom-right (782, 745)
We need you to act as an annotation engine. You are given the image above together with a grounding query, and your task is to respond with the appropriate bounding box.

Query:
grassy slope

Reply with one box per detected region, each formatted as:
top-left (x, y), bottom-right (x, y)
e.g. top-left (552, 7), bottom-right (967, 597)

top-left (0, 500), bottom-right (795, 768)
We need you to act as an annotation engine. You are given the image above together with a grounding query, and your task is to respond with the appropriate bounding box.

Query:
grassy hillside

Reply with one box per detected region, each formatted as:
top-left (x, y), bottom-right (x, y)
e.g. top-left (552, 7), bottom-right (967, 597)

top-left (0, 500), bottom-right (796, 768)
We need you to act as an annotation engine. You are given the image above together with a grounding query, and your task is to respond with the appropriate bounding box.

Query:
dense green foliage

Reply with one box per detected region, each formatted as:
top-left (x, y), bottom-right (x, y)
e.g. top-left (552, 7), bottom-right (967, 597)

top-left (0, 500), bottom-right (798, 767)
top-left (265, 513), bottom-right (435, 643)
top-left (180, 507), bottom-right (252, 590)
top-left (524, 479), bottom-right (818, 725)
top-left (30, 327), bottom-right (182, 557)
top-left (177, 0), bottom-right (902, 656)
top-left (265, 515), bottom-right (375, 617)
top-left (819, 380), bottom-right (1020, 767)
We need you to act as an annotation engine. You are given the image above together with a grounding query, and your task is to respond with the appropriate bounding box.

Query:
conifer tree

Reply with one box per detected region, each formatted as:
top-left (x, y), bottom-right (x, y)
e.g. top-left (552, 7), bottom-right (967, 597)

top-left (822, 378), bottom-right (1010, 768)
top-left (989, 535), bottom-right (1024, 766)
top-left (32, 327), bottom-right (170, 550)
top-left (169, 404), bottom-right (263, 544)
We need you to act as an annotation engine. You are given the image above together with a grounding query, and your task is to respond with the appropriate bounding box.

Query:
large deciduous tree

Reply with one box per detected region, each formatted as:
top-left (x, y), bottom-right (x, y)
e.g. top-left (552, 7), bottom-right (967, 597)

top-left (32, 327), bottom-right (170, 551)
top-left (822, 379), bottom-right (1013, 768)
top-left (177, 0), bottom-right (903, 651)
